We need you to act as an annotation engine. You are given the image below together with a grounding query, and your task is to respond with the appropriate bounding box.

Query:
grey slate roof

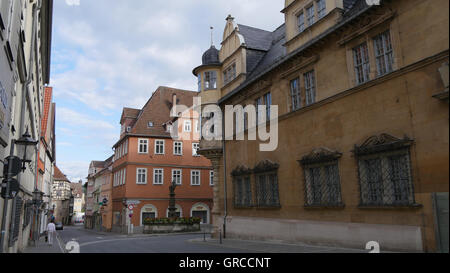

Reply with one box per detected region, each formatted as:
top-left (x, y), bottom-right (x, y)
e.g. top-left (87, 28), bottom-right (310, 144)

top-left (219, 0), bottom-right (374, 104)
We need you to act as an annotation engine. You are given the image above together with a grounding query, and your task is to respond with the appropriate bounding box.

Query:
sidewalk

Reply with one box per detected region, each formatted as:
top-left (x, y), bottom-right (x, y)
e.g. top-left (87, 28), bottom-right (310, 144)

top-left (189, 237), bottom-right (376, 253)
top-left (24, 233), bottom-right (65, 253)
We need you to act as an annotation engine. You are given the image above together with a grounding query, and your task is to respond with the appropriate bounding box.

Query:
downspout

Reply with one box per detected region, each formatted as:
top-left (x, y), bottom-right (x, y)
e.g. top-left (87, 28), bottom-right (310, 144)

top-left (221, 106), bottom-right (227, 238)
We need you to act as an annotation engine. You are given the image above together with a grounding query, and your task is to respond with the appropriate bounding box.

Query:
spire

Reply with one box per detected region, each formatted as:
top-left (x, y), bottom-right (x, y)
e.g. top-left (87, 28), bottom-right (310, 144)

top-left (210, 26), bottom-right (214, 46)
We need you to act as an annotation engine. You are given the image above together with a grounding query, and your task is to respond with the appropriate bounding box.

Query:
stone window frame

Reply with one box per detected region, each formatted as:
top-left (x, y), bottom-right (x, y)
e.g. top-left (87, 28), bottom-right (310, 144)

top-left (192, 142), bottom-right (200, 157)
top-left (253, 160), bottom-right (281, 208)
top-left (353, 134), bottom-right (421, 208)
top-left (299, 147), bottom-right (345, 208)
top-left (223, 62), bottom-right (237, 86)
top-left (304, 70), bottom-right (316, 106)
top-left (209, 170), bottom-right (214, 186)
top-left (231, 165), bottom-right (253, 208)
top-left (343, 18), bottom-right (403, 88)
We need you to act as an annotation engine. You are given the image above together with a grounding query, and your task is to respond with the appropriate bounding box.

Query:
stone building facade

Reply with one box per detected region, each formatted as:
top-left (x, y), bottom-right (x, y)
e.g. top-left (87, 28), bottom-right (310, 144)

top-left (196, 0), bottom-right (449, 252)
top-left (51, 165), bottom-right (72, 225)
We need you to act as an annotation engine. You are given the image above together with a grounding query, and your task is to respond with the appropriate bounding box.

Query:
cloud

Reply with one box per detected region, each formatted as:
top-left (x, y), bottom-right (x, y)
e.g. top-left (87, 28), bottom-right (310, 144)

top-left (65, 0), bottom-right (80, 6)
top-left (51, 0), bottom-right (284, 184)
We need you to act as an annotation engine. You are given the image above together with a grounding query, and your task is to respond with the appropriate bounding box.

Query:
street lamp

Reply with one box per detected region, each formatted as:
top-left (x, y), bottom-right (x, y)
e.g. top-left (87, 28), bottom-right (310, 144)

top-left (0, 128), bottom-right (38, 253)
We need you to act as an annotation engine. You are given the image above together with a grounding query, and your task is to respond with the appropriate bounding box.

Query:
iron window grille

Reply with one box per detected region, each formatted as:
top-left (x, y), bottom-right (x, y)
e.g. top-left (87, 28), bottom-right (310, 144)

top-left (254, 160), bottom-right (280, 208)
top-left (354, 134), bottom-right (418, 207)
top-left (232, 166), bottom-right (253, 208)
top-left (299, 148), bottom-right (344, 207)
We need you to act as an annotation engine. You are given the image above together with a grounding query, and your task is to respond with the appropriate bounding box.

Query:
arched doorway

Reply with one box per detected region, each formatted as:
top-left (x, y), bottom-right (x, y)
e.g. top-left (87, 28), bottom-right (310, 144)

top-left (190, 203), bottom-right (210, 224)
top-left (140, 204), bottom-right (158, 226)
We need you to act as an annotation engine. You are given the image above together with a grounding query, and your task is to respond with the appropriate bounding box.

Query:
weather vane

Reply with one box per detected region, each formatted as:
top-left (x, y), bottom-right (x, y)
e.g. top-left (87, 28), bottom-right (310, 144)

top-left (210, 26), bottom-right (214, 46)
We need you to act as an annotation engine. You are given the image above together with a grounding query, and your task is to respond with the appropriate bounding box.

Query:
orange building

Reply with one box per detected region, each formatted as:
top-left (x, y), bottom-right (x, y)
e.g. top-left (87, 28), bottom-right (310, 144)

top-left (111, 86), bottom-right (213, 234)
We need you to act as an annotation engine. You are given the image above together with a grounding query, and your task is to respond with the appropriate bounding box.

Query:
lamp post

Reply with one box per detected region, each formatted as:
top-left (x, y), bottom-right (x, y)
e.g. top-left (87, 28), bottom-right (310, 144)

top-left (0, 128), bottom-right (38, 253)
top-left (31, 189), bottom-right (43, 245)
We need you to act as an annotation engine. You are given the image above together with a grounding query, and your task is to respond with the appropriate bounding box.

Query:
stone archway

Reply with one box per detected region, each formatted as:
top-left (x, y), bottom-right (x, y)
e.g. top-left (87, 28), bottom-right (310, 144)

top-left (140, 204), bottom-right (158, 226)
top-left (190, 203), bottom-right (210, 224)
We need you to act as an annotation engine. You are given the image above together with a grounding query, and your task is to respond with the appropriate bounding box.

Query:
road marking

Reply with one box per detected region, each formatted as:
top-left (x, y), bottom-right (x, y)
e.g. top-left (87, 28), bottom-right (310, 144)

top-left (56, 233), bottom-right (65, 253)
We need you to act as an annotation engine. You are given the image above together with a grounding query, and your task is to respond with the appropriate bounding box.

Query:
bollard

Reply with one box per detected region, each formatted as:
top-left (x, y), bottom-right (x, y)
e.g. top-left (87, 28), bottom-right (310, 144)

top-left (203, 232), bottom-right (206, 242)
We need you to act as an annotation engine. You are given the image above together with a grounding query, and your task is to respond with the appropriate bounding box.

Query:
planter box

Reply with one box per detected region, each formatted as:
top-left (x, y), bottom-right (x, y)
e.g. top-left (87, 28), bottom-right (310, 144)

top-left (143, 223), bottom-right (200, 234)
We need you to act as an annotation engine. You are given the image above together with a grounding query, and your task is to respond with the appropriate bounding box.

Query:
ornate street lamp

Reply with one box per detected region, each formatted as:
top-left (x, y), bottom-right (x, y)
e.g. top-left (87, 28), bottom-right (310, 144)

top-left (15, 128), bottom-right (39, 172)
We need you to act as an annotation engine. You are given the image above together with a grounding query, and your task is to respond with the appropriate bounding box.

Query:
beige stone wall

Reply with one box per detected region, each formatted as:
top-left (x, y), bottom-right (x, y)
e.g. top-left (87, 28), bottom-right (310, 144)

top-left (212, 0), bottom-right (449, 252)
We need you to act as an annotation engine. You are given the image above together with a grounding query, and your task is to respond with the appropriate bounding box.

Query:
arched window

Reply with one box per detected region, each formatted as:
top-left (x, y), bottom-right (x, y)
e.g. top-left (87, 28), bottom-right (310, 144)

top-left (190, 203), bottom-right (210, 224)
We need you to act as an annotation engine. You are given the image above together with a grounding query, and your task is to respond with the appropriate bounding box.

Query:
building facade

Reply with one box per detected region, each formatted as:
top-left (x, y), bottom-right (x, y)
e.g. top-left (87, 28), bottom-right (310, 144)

top-left (111, 86), bottom-right (213, 234)
top-left (36, 86), bottom-right (55, 235)
top-left (85, 160), bottom-right (105, 229)
top-left (197, 0), bottom-right (449, 252)
top-left (51, 165), bottom-right (72, 225)
top-left (70, 180), bottom-right (84, 224)
top-left (0, 0), bottom-right (53, 253)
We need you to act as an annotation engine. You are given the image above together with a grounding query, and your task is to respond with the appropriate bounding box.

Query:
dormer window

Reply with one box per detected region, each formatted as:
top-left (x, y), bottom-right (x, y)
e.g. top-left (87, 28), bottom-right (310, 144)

top-left (204, 71), bottom-right (217, 90)
top-left (148, 122), bottom-right (154, 128)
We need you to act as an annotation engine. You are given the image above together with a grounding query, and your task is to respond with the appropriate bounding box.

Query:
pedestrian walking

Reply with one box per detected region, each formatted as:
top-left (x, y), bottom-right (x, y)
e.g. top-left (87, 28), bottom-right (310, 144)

top-left (46, 220), bottom-right (56, 246)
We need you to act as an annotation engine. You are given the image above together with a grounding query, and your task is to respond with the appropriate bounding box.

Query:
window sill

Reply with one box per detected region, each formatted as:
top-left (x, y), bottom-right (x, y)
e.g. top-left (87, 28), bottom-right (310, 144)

top-left (304, 204), bottom-right (345, 209)
top-left (358, 203), bottom-right (423, 209)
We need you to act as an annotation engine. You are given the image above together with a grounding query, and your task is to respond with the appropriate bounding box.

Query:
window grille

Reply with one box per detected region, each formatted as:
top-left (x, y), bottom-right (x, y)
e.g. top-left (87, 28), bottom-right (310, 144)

top-left (304, 70), bottom-right (316, 106)
top-left (354, 134), bottom-right (417, 207)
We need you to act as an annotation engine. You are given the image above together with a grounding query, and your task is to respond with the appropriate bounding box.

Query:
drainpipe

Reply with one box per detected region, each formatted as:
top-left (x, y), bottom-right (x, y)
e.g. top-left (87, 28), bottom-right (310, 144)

top-left (221, 107), bottom-right (227, 238)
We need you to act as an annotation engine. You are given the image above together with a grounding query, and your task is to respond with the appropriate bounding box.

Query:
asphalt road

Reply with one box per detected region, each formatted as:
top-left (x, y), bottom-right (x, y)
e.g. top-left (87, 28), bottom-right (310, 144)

top-left (57, 225), bottom-right (251, 253)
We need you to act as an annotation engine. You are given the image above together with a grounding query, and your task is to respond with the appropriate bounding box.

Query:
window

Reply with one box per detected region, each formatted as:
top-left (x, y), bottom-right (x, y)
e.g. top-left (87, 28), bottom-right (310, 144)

top-left (122, 169), bottom-right (126, 185)
top-left (353, 42), bottom-right (371, 85)
top-left (192, 143), bottom-right (200, 156)
top-left (197, 74), bottom-right (202, 91)
top-left (210, 171), bottom-right (214, 186)
top-left (173, 141), bottom-right (183, 155)
top-left (233, 176), bottom-right (252, 207)
top-left (304, 70), bottom-right (316, 106)
top-left (297, 13), bottom-right (305, 33)
top-left (290, 78), bottom-right (301, 111)
top-left (306, 5), bottom-right (315, 26)
top-left (153, 169), bottom-right (164, 185)
top-left (138, 139), bottom-right (148, 154)
top-left (255, 97), bottom-right (263, 124)
top-left (155, 140), bottom-right (165, 155)
top-left (172, 169), bottom-right (182, 185)
top-left (184, 120), bottom-right (192, 132)
top-left (303, 162), bottom-right (343, 207)
top-left (223, 63), bottom-right (236, 85)
top-left (191, 170), bottom-right (201, 186)
top-left (354, 134), bottom-right (415, 207)
top-left (136, 168), bottom-right (147, 184)
top-left (373, 31), bottom-right (394, 77)
top-left (124, 139), bottom-right (128, 155)
top-left (255, 173), bottom-right (280, 207)
top-left (317, 0), bottom-right (326, 19)
top-left (148, 121), bottom-right (154, 128)
top-left (264, 92), bottom-right (272, 121)
top-left (204, 71), bottom-right (217, 90)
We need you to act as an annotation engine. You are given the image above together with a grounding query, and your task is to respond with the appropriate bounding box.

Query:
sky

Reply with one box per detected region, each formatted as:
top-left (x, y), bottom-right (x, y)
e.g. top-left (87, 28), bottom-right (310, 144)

top-left (52, 0), bottom-right (285, 182)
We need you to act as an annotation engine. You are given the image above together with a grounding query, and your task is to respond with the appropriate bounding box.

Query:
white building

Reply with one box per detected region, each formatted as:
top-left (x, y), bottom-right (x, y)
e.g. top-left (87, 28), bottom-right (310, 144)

top-left (0, 0), bottom-right (53, 253)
